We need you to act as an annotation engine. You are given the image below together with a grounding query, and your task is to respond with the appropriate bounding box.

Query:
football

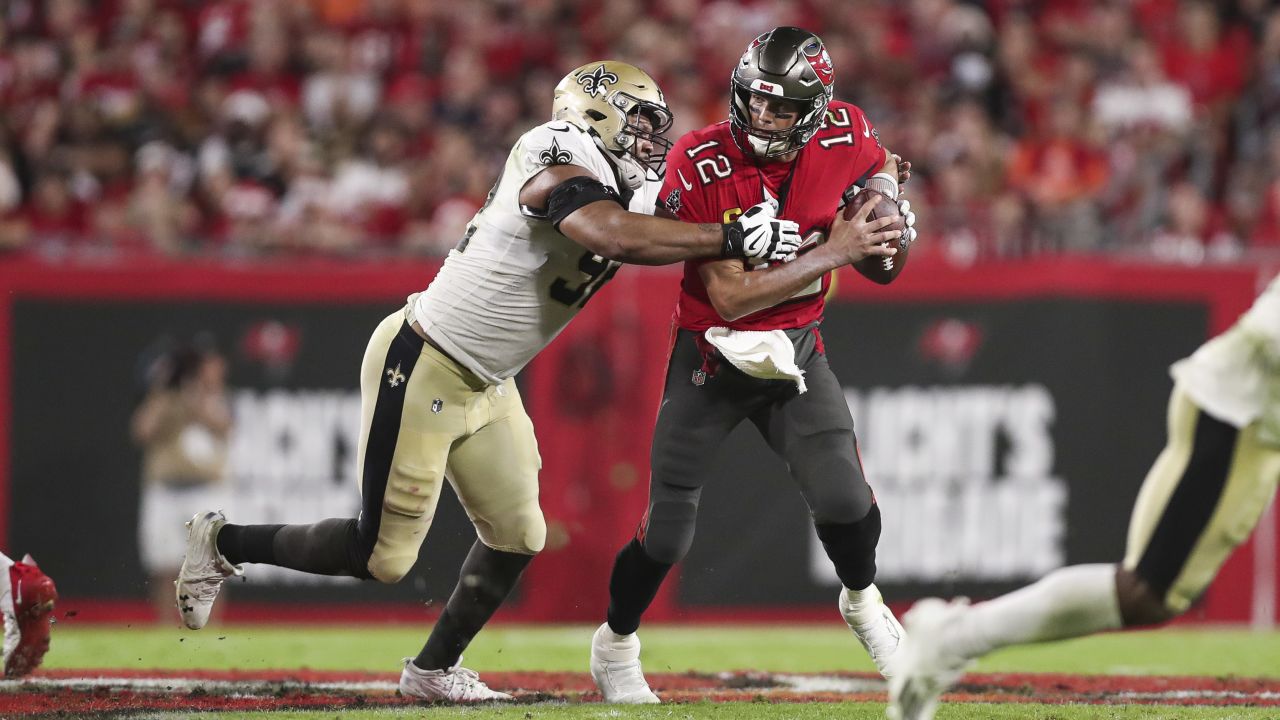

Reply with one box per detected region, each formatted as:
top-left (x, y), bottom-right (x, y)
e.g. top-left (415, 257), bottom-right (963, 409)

top-left (844, 187), bottom-right (909, 284)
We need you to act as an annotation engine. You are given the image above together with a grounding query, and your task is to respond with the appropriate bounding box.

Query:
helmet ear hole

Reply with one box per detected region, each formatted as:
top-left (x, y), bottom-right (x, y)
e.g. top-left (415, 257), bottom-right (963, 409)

top-left (585, 109), bottom-right (608, 121)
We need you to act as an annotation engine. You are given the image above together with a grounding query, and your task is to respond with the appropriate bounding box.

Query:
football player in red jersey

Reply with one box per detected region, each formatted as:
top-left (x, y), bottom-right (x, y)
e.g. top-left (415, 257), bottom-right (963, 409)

top-left (590, 27), bottom-right (917, 703)
top-left (1, 552), bottom-right (57, 678)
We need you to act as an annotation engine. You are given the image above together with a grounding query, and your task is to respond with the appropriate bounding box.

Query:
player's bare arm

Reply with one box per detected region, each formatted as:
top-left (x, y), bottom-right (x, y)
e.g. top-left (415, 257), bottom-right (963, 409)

top-left (520, 164), bottom-right (799, 266)
top-left (701, 198), bottom-right (900, 321)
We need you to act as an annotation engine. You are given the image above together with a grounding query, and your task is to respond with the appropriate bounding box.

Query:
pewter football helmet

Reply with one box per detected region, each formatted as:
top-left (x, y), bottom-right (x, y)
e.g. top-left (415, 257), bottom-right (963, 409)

top-left (730, 27), bottom-right (835, 158)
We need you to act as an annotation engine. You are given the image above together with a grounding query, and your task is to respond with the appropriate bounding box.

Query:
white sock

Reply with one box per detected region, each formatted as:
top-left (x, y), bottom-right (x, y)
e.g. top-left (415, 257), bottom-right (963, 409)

top-left (949, 564), bottom-right (1123, 659)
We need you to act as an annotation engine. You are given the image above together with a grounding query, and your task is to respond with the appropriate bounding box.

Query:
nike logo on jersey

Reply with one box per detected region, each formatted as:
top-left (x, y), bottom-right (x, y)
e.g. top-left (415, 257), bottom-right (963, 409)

top-left (761, 187), bottom-right (779, 215)
top-left (861, 116), bottom-right (871, 138)
top-left (678, 169), bottom-right (693, 191)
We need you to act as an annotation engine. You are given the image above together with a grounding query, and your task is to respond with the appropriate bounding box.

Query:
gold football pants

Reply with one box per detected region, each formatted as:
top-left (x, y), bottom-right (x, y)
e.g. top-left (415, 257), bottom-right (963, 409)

top-left (1123, 387), bottom-right (1280, 613)
top-left (356, 310), bottom-right (545, 583)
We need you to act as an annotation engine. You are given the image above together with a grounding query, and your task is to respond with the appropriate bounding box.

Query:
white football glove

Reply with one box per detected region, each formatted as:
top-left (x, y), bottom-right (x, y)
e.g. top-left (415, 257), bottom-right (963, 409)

top-left (723, 200), bottom-right (801, 263)
top-left (897, 196), bottom-right (917, 247)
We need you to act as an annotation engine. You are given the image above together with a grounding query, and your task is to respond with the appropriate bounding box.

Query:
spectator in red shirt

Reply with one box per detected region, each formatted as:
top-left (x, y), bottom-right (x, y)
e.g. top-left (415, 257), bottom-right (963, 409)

top-left (1149, 181), bottom-right (1240, 263)
top-left (326, 116), bottom-right (410, 250)
top-left (7, 169), bottom-right (90, 255)
top-left (1007, 98), bottom-right (1109, 252)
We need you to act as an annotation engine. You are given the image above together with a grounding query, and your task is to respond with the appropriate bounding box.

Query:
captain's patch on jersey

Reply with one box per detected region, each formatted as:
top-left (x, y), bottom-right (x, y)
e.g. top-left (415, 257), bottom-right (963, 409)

top-left (665, 188), bottom-right (682, 213)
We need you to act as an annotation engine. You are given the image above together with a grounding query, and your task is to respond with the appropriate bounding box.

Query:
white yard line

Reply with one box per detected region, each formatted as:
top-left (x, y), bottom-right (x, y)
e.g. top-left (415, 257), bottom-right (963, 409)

top-left (1, 676), bottom-right (400, 695)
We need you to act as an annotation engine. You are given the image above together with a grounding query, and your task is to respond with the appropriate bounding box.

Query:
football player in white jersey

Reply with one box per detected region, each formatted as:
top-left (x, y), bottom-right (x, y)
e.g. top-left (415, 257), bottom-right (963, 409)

top-left (889, 274), bottom-right (1280, 720)
top-left (172, 61), bottom-right (807, 703)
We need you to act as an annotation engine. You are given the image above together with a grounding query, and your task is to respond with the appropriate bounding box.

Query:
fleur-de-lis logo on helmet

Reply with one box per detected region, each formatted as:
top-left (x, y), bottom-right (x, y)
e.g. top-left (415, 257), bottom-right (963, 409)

top-left (576, 64), bottom-right (619, 99)
top-left (539, 139), bottom-right (573, 165)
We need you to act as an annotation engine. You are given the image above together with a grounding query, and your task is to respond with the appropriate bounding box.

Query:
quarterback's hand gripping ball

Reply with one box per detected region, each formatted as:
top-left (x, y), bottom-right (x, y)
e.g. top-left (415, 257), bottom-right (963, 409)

top-left (840, 185), bottom-right (912, 284)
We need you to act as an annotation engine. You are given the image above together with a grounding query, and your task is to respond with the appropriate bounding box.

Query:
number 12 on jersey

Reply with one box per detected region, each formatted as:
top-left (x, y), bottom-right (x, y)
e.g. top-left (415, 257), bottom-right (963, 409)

top-left (550, 251), bottom-right (620, 307)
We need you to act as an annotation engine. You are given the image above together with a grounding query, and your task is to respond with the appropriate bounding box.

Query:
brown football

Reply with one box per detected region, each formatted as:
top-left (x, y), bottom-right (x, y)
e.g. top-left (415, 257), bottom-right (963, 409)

top-left (844, 187), bottom-right (909, 285)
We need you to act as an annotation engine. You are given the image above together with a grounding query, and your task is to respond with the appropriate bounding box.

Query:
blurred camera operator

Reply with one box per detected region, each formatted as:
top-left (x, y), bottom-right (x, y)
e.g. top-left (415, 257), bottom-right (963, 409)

top-left (131, 341), bottom-right (232, 622)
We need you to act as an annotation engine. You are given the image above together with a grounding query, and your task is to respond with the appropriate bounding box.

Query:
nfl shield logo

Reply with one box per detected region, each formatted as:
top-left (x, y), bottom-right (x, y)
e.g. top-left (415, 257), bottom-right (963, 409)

top-left (691, 369), bottom-right (706, 386)
top-left (431, 398), bottom-right (444, 413)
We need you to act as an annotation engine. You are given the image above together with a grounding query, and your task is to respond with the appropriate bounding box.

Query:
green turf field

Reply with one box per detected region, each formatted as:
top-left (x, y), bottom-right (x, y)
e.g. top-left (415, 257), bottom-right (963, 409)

top-left (46, 623), bottom-right (1280, 677)
top-left (32, 623), bottom-right (1280, 719)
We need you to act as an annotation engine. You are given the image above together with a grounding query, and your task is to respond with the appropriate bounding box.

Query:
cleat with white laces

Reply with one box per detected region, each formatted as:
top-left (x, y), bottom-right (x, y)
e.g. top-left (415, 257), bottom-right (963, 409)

top-left (887, 597), bottom-right (976, 720)
top-left (175, 510), bottom-right (241, 630)
top-left (590, 622), bottom-right (660, 703)
top-left (399, 657), bottom-right (512, 702)
top-left (839, 583), bottom-right (906, 679)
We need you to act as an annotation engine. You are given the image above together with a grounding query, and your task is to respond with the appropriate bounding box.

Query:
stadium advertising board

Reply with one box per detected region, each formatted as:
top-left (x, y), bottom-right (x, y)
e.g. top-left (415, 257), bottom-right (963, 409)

top-left (0, 258), bottom-right (1268, 622)
top-left (677, 298), bottom-right (1205, 604)
top-left (9, 297), bottom-right (479, 606)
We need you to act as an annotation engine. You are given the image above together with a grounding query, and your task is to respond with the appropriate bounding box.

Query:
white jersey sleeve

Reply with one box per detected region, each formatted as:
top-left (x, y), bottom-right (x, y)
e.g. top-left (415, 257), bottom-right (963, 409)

top-left (412, 121), bottom-right (644, 384)
top-left (1171, 273), bottom-right (1280, 444)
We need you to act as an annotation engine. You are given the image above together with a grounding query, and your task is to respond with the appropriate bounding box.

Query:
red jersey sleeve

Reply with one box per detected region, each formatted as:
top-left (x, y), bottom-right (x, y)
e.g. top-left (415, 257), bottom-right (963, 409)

top-left (658, 132), bottom-right (719, 224)
top-left (841, 103), bottom-right (890, 187)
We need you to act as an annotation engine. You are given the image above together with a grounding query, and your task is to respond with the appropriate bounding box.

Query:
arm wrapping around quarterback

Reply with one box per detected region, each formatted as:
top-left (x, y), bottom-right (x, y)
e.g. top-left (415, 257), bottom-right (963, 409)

top-left (523, 164), bottom-right (733, 265)
top-left (560, 200), bottom-right (726, 265)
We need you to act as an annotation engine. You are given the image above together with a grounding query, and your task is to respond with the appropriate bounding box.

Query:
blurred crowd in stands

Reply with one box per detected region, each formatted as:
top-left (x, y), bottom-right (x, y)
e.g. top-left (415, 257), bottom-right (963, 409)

top-left (1, 0), bottom-right (1278, 264)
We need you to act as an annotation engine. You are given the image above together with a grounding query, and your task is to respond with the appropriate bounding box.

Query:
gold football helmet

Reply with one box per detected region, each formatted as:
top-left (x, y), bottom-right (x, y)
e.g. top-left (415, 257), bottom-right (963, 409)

top-left (553, 61), bottom-right (673, 186)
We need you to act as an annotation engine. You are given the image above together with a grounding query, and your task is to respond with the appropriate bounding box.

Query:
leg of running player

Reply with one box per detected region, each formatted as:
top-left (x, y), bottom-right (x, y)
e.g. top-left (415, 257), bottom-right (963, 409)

top-left (888, 388), bottom-right (1280, 720)
top-left (215, 315), bottom-right (453, 580)
top-left (747, 349), bottom-right (903, 678)
top-left (594, 329), bottom-right (764, 702)
top-left (178, 314), bottom-right (462, 630)
top-left (409, 379), bottom-right (544, 675)
top-left (607, 331), bottom-right (765, 632)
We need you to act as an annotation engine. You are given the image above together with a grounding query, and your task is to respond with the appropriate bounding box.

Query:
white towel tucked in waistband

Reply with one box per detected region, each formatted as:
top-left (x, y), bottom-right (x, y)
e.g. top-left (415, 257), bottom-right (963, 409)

top-left (704, 327), bottom-right (807, 394)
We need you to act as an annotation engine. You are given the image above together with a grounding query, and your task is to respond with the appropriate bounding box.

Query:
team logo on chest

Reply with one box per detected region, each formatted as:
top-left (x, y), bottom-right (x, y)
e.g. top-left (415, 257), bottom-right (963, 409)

top-left (385, 363), bottom-right (406, 388)
top-left (576, 64), bottom-right (619, 98)
top-left (539, 139), bottom-right (573, 165)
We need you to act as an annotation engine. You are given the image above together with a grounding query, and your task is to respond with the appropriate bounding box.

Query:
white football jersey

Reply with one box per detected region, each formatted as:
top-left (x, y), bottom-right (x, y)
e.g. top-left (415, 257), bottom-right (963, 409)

top-left (1171, 273), bottom-right (1280, 444)
top-left (413, 120), bottom-right (661, 384)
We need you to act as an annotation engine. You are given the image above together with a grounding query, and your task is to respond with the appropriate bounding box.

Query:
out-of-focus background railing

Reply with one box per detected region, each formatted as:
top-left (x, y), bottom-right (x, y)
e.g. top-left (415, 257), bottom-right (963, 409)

top-left (2, 0), bottom-right (1280, 264)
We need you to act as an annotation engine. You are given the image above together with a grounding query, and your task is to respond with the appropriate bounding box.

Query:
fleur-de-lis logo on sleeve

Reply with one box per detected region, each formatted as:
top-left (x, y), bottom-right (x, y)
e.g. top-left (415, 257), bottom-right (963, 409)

top-left (576, 64), bottom-right (619, 98)
top-left (385, 363), bottom-right (406, 388)
top-left (539, 139), bottom-right (573, 166)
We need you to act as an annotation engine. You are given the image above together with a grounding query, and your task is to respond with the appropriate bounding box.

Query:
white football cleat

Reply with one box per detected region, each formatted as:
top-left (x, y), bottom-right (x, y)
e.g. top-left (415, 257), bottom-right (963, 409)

top-left (590, 622), bottom-right (660, 703)
top-left (839, 583), bottom-right (905, 678)
top-left (399, 657), bottom-right (512, 702)
top-left (887, 597), bottom-right (975, 720)
top-left (175, 510), bottom-right (242, 630)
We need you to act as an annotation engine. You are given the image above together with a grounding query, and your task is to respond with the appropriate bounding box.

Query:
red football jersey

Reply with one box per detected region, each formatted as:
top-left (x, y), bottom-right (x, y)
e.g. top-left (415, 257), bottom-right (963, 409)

top-left (660, 100), bottom-right (887, 331)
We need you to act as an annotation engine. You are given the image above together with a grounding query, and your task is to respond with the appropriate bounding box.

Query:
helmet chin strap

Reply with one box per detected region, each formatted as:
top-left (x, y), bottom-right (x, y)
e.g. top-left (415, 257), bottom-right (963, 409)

top-left (747, 132), bottom-right (794, 158)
